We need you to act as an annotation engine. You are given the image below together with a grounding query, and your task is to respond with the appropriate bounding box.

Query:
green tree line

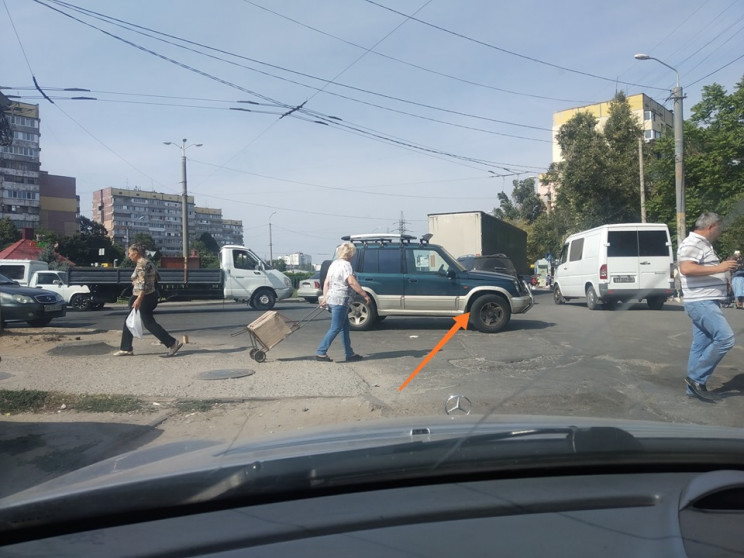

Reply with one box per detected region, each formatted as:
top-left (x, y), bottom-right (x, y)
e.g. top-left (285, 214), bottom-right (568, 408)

top-left (495, 76), bottom-right (744, 265)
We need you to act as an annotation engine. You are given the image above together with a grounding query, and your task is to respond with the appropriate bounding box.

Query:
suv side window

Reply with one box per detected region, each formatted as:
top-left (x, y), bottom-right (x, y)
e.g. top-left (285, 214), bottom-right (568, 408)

top-left (358, 246), bottom-right (400, 273)
top-left (406, 247), bottom-right (449, 274)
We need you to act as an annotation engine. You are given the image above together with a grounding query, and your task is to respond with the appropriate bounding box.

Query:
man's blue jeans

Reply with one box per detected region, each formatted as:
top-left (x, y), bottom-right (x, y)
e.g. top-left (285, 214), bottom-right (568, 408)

top-left (317, 304), bottom-right (353, 358)
top-left (684, 300), bottom-right (735, 388)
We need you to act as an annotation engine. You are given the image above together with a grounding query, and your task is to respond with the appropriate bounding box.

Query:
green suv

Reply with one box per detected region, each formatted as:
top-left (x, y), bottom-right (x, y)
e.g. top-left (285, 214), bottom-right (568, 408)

top-left (336, 234), bottom-right (533, 333)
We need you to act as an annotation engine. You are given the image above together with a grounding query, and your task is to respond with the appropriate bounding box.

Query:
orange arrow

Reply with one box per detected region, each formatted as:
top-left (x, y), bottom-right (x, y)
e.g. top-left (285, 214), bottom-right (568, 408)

top-left (399, 313), bottom-right (470, 391)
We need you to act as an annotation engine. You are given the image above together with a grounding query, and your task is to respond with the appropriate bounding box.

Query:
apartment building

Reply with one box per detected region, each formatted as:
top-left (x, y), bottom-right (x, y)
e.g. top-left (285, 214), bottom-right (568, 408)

top-left (0, 102), bottom-right (41, 230)
top-left (92, 186), bottom-right (244, 255)
top-left (39, 171), bottom-right (80, 236)
top-left (542, 93), bottom-right (674, 207)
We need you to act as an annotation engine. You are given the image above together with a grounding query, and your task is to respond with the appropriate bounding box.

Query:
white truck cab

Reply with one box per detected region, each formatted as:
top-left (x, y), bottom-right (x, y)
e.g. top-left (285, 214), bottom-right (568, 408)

top-left (220, 245), bottom-right (293, 308)
top-left (29, 270), bottom-right (92, 310)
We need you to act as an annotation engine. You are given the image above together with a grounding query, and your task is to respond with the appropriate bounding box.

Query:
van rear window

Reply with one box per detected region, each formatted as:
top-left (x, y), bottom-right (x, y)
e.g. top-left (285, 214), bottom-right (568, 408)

top-left (607, 230), bottom-right (669, 257)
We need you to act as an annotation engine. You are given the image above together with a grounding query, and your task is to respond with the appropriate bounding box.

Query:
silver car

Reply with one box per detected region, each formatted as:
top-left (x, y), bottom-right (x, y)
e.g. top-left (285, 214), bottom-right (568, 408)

top-left (297, 272), bottom-right (322, 303)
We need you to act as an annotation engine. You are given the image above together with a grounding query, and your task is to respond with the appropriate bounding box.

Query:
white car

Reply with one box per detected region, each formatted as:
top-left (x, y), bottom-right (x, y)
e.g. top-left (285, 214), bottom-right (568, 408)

top-left (297, 273), bottom-right (322, 303)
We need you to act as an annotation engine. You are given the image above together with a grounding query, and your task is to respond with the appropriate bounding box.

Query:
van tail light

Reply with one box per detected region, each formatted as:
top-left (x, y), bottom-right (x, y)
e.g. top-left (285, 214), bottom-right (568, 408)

top-left (599, 264), bottom-right (607, 280)
top-left (670, 263), bottom-right (675, 279)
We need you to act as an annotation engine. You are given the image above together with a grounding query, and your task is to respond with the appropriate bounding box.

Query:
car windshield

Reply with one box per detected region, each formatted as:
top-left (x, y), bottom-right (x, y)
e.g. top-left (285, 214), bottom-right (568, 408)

top-left (2, 2), bottom-right (743, 553)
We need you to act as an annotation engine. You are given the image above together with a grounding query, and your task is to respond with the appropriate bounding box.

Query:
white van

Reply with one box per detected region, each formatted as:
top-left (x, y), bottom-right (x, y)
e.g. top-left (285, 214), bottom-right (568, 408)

top-left (552, 223), bottom-right (674, 310)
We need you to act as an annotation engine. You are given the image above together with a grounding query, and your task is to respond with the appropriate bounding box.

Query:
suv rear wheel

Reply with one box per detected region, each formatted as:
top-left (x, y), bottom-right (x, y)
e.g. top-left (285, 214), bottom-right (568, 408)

top-left (470, 295), bottom-right (511, 333)
top-left (348, 298), bottom-right (378, 331)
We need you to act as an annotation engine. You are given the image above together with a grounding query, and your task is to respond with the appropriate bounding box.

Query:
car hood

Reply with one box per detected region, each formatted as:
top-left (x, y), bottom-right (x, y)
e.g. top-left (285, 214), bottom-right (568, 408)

top-left (2, 414), bottom-right (743, 540)
top-left (0, 283), bottom-right (59, 298)
top-left (464, 269), bottom-right (519, 282)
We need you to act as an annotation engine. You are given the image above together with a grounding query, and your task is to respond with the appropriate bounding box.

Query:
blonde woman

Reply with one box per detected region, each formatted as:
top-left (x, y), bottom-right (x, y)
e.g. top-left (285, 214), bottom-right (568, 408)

top-left (316, 242), bottom-right (370, 362)
top-left (114, 243), bottom-right (183, 357)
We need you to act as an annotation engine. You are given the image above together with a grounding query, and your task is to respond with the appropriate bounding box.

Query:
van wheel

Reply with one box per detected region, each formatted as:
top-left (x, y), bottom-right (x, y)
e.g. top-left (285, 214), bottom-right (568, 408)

top-left (647, 296), bottom-right (665, 310)
top-left (586, 286), bottom-right (600, 310)
top-left (348, 299), bottom-right (377, 331)
top-left (553, 285), bottom-right (566, 304)
top-left (470, 295), bottom-right (511, 333)
top-left (252, 290), bottom-right (276, 310)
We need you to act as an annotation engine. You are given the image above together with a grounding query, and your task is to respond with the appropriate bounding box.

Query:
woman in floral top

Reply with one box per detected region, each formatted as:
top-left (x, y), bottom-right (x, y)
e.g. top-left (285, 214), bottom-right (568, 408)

top-left (114, 243), bottom-right (183, 357)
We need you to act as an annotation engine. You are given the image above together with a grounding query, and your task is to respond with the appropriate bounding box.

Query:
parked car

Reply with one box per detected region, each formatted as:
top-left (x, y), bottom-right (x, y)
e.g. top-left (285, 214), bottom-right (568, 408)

top-left (0, 272), bottom-right (67, 327)
top-left (336, 233), bottom-right (532, 333)
top-left (297, 272), bottom-right (322, 303)
top-left (457, 253), bottom-right (518, 278)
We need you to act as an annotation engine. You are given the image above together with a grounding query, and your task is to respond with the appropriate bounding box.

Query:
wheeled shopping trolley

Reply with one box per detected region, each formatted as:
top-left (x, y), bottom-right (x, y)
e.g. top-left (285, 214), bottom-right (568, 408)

top-left (233, 307), bottom-right (326, 362)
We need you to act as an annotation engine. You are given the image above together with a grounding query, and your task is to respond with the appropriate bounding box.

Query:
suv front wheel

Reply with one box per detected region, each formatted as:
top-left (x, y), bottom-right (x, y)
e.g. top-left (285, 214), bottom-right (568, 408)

top-left (348, 298), bottom-right (378, 331)
top-left (470, 294), bottom-right (511, 333)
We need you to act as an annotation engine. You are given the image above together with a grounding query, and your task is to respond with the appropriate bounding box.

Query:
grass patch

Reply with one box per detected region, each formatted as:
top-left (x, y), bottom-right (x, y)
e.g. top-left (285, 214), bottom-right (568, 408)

top-left (174, 400), bottom-right (221, 413)
top-left (0, 389), bottom-right (147, 414)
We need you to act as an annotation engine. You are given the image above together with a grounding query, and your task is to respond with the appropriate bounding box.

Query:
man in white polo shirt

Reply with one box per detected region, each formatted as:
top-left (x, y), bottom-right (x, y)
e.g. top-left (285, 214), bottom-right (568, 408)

top-left (678, 212), bottom-right (738, 402)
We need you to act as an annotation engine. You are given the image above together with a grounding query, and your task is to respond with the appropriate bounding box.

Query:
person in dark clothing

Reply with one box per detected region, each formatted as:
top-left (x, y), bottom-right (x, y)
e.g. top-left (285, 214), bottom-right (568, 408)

top-left (114, 243), bottom-right (183, 357)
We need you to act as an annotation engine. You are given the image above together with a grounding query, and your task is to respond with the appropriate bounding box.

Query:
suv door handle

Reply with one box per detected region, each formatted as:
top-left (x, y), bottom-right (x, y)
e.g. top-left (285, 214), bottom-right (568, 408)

top-left (408, 279), bottom-right (418, 283)
top-left (640, 261), bottom-right (651, 265)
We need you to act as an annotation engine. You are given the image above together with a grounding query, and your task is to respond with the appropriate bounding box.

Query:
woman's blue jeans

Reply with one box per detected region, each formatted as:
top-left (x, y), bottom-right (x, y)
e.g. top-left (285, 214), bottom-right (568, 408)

top-left (684, 300), bottom-right (735, 388)
top-left (317, 304), bottom-right (353, 358)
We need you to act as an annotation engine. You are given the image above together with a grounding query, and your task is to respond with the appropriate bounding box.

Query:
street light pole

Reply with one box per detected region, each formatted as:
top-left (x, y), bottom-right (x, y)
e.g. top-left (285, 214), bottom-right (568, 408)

top-left (268, 211), bottom-right (277, 264)
top-left (164, 139), bottom-right (202, 270)
top-left (634, 53), bottom-right (685, 239)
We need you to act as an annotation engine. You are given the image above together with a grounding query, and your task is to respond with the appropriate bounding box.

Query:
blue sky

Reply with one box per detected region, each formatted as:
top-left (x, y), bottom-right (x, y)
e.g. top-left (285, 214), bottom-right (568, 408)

top-left (3, 0), bottom-right (742, 261)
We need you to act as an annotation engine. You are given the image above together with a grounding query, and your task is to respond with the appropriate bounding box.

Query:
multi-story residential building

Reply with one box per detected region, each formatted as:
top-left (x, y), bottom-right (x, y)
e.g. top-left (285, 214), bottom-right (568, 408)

top-left (542, 93), bottom-right (674, 208)
top-left (39, 171), bottom-right (80, 236)
top-left (92, 186), bottom-right (243, 255)
top-left (0, 102), bottom-right (41, 230)
top-left (282, 252), bottom-right (312, 270)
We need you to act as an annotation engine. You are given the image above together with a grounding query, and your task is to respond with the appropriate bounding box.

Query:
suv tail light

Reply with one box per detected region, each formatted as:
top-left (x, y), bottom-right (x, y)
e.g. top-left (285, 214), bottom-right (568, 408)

top-left (670, 263), bottom-right (675, 279)
top-left (314, 281), bottom-right (321, 289)
top-left (599, 264), bottom-right (607, 280)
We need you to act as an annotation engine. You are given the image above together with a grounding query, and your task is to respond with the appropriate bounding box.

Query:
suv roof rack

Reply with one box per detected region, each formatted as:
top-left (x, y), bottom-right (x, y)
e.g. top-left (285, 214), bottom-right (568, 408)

top-left (342, 233), bottom-right (417, 245)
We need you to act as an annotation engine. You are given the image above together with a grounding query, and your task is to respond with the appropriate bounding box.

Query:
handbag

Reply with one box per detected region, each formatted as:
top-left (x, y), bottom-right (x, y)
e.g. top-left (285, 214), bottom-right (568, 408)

top-left (126, 308), bottom-right (144, 338)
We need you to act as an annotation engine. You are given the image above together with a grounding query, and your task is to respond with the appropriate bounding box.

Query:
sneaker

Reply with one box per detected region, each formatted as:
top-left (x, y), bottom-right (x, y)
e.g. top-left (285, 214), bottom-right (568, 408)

top-left (684, 378), bottom-right (721, 402)
top-left (345, 354), bottom-right (363, 362)
top-left (315, 354), bottom-right (333, 362)
top-left (166, 341), bottom-right (183, 357)
top-left (113, 350), bottom-right (133, 356)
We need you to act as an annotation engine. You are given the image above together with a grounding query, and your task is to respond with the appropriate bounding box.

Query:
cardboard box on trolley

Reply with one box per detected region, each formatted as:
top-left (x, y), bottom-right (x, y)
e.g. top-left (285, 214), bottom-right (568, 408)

top-left (247, 311), bottom-right (293, 350)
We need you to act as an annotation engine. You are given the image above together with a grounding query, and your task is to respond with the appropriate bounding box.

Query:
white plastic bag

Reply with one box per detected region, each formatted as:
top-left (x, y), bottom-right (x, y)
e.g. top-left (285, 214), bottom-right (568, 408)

top-left (126, 308), bottom-right (144, 338)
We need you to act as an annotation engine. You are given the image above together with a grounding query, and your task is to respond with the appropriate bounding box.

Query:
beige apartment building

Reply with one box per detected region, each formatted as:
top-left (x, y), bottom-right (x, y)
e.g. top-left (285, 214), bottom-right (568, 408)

top-left (92, 186), bottom-right (244, 256)
top-left (541, 93), bottom-right (674, 207)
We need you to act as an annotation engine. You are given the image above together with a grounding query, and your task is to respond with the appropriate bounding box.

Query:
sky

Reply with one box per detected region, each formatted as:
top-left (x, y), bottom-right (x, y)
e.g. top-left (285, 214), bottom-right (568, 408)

top-left (2, 0), bottom-right (743, 263)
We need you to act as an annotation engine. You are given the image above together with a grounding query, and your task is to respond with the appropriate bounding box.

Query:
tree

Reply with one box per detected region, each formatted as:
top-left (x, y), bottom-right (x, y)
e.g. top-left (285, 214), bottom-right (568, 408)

top-left (56, 216), bottom-right (125, 266)
top-left (646, 75), bottom-right (744, 251)
top-left (190, 240), bottom-right (219, 268)
top-left (198, 232), bottom-right (220, 254)
top-left (492, 177), bottom-right (545, 224)
top-left (0, 217), bottom-right (20, 250)
top-left (550, 92), bottom-right (643, 230)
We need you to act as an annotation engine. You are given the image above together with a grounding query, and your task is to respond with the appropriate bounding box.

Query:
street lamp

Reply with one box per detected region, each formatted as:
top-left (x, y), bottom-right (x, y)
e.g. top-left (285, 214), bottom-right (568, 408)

top-left (163, 139), bottom-right (202, 269)
top-left (634, 53), bottom-right (685, 239)
top-left (268, 211), bottom-right (277, 264)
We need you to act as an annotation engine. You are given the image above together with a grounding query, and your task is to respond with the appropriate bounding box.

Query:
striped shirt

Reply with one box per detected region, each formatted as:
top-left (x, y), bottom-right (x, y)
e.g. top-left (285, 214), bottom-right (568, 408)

top-left (677, 232), bottom-right (728, 301)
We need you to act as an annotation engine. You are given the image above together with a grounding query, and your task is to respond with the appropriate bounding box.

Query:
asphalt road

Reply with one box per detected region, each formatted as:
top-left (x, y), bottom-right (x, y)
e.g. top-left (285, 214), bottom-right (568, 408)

top-left (3, 290), bottom-right (744, 498)
top-left (15, 289), bottom-right (744, 426)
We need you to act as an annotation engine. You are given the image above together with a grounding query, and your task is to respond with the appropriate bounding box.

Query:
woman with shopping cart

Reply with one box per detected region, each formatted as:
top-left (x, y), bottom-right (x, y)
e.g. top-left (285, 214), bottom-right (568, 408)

top-left (316, 242), bottom-right (370, 362)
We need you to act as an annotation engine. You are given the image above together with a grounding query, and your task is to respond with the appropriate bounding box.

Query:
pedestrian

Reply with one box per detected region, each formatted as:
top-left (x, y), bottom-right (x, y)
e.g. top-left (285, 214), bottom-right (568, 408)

top-left (677, 212), bottom-right (738, 402)
top-left (732, 250), bottom-right (744, 309)
top-left (113, 243), bottom-right (183, 357)
top-left (316, 241), bottom-right (370, 362)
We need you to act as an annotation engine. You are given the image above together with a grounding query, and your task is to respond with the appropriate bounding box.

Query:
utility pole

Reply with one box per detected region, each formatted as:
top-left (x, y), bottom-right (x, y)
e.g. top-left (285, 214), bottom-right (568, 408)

top-left (638, 136), bottom-right (646, 223)
top-left (634, 54), bottom-right (685, 239)
top-left (164, 139), bottom-right (202, 272)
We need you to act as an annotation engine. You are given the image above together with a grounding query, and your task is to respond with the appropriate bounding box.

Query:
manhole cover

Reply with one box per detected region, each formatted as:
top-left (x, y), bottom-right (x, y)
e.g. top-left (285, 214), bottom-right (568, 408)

top-left (47, 341), bottom-right (115, 356)
top-left (198, 369), bottom-right (255, 380)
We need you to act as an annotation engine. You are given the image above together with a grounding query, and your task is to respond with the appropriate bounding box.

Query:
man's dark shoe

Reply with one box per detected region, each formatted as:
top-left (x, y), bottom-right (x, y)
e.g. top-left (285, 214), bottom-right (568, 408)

top-left (315, 354), bottom-right (333, 362)
top-left (685, 378), bottom-right (721, 402)
top-left (345, 354), bottom-right (363, 362)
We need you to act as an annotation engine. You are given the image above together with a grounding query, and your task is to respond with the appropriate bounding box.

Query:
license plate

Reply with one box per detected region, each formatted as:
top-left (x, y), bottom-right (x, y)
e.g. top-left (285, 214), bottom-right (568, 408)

top-left (44, 304), bottom-right (64, 312)
top-left (613, 275), bottom-right (635, 283)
